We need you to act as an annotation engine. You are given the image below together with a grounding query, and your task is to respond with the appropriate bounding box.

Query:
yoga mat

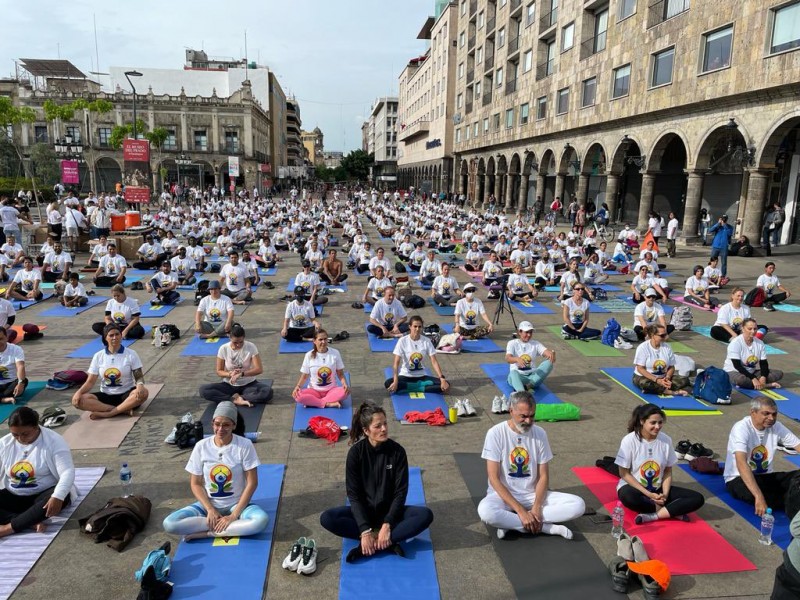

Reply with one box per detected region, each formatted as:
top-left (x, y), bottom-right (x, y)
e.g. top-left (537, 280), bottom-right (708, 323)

top-left (286, 280), bottom-right (348, 292)
top-left (366, 323), bottom-right (398, 353)
top-left (12, 293), bottom-right (54, 311)
top-left (672, 296), bottom-right (719, 313)
top-left (180, 335), bottom-right (227, 357)
top-left (93, 277), bottom-right (141, 289)
top-left (170, 464), bottom-right (285, 600)
top-left (455, 453), bottom-right (619, 600)
top-left (679, 463), bottom-right (793, 550)
top-left (279, 338), bottom-right (313, 353)
top-left (735, 386), bottom-right (800, 421)
top-left (324, 281), bottom-right (349, 291)
top-left (340, 467), bottom-right (440, 600)
top-left (593, 298), bottom-right (636, 313)
top-left (479, 363), bottom-right (562, 404)
top-left (233, 304), bottom-right (249, 316)
top-left (259, 266), bottom-right (278, 276)
top-left (459, 266), bottom-right (485, 280)
top-left (427, 297), bottom-right (455, 316)
top-left (39, 295), bottom-right (108, 316)
top-left (0, 381), bottom-right (47, 423)
top-left (441, 325), bottom-right (503, 353)
top-left (292, 374), bottom-right (353, 431)
top-left (572, 466), bottom-right (755, 575)
top-left (8, 324), bottom-right (48, 341)
top-left (667, 340), bottom-right (697, 354)
top-left (615, 295), bottom-right (674, 314)
top-left (773, 327), bottom-right (800, 342)
top-left (200, 399), bottom-right (267, 434)
top-left (139, 302), bottom-right (180, 318)
top-left (61, 384), bottom-right (163, 450)
top-left (774, 303), bottom-right (800, 313)
top-left (384, 368), bottom-right (448, 421)
top-left (0, 466), bottom-right (106, 600)
top-left (692, 325), bottom-right (785, 355)
top-left (602, 367), bottom-right (720, 412)
top-left (544, 325), bottom-right (623, 357)
top-left (66, 326), bottom-right (152, 358)
top-left (508, 300), bottom-right (555, 314)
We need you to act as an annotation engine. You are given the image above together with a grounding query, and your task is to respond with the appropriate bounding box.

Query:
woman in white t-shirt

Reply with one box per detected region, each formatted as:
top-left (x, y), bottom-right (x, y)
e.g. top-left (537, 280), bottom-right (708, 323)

top-left (293, 330), bottom-right (349, 408)
top-left (633, 289), bottom-right (673, 341)
top-left (90, 285), bottom-right (145, 339)
top-left (199, 324), bottom-right (272, 407)
top-left (162, 401), bottom-right (267, 540)
top-left (614, 405), bottom-right (704, 524)
top-left (385, 316), bottom-right (449, 394)
top-left (683, 265), bottom-right (718, 310)
top-left (632, 324), bottom-right (691, 395)
top-left (723, 318), bottom-right (783, 390)
top-left (561, 284), bottom-right (600, 339)
top-left (711, 287), bottom-right (751, 343)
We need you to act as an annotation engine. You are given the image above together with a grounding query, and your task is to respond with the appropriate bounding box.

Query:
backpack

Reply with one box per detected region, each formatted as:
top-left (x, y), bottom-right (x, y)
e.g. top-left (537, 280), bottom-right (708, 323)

top-left (436, 332), bottom-right (463, 354)
top-left (174, 421), bottom-right (204, 449)
top-left (402, 294), bottom-right (425, 309)
top-left (744, 287), bottom-right (766, 307)
top-left (693, 366), bottom-right (732, 405)
top-left (52, 369), bottom-right (88, 387)
top-left (209, 263), bottom-right (221, 273)
top-left (395, 261), bottom-right (407, 274)
top-left (592, 287), bottom-right (608, 301)
top-left (601, 318), bottom-right (621, 346)
top-left (670, 305), bottom-right (693, 330)
top-left (135, 541), bottom-right (172, 584)
top-left (307, 415), bottom-right (342, 444)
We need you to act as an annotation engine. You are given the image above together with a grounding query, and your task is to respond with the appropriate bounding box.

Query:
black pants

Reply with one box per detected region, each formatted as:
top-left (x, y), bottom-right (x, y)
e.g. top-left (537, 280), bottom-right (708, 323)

top-left (433, 293), bottom-right (455, 306)
top-left (710, 325), bottom-right (735, 342)
top-left (94, 275), bottom-right (125, 287)
top-left (91, 322), bottom-right (145, 338)
top-left (367, 323), bottom-right (410, 337)
top-left (48, 223), bottom-right (63, 241)
top-left (727, 472), bottom-right (800, 519)
top-left (43, 270), bottom-right (68, 283)
top-left (772, 553), bottom-right (800, 600)
top-left (0, 487), bottom-right (71, 532)
top-left (320, 505), bottom-right (433, 543)
top-left (617, 484), bottom-right (704, 517)
top-left (284, 326), bottom-right (315, 342)
top-left (199, 380), bottom-right (273, 404)
top-left (534, 276), bottom-right (561, 289)
top-left (768, 292), bottom-right (788, 305)
top-left (132, 253), bottom-right (168, 269)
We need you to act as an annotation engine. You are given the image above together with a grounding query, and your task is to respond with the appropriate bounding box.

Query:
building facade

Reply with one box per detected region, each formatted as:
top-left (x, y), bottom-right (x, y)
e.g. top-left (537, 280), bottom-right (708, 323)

top-left (301, 127), bottom-right (325, 166)
top-left (397, 2), bottom-right (458, 194)
top-left (285, 98), bottom-right (303, 168)
top-left (451, 0), bottom-right (800, 244)
top-left (366, 97), bottom-right (399, 186)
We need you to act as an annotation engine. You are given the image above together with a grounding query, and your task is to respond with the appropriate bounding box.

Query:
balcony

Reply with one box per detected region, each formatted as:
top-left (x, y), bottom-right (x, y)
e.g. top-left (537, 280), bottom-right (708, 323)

top-left (539, 7), bottom-right (558, 30)
top-left (647, 0), bottom-right (689, 28)
top-left (508, 36), bottom-right (520, 55)
top-left (467, 68), bottom-right (474, 82)
top-left (580, 33), bottom-right (606, 59)
top-left (470, 0), bottom-right (477, 15)
top-left (397, 119), bottom-right (430, 142)
top-left (536, 58), bottom-right (555, 80)
top-left (510, 0), bottom-right (522, 15)
top-left (466, 101), bottom-right (474, 114)
top-left (505, 78), bottom-right (517, 95)
top-left (468, 34), bottom-right (476, 50)
top-left (486, 16), bottom-right (496, 33)
top-left (484, 55), bottom-right (494, 71)
top-left (482, 91), bottom-right (493, 107)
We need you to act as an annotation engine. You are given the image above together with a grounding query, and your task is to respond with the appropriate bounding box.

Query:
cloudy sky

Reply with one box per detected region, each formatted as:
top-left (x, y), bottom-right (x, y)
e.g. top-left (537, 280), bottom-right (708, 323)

top-left (0, 0), bottom-right (434, 152)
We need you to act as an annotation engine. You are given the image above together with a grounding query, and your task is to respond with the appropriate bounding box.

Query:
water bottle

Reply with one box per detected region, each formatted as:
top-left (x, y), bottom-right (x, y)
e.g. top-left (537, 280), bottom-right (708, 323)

top-left (119, 462), bottom-right (132, 497)
top-left (611, 502), bottom-right (625, 538)
top-left (759, 508), bottom-right (774, 545)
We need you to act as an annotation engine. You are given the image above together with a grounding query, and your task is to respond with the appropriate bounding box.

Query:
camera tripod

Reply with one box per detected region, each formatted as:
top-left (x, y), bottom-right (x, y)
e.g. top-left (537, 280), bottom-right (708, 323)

top-left (492, 276), bottom-right (519, 331)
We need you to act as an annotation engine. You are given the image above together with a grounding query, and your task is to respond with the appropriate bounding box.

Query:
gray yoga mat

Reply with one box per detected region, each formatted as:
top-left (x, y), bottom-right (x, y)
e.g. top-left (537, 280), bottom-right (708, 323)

top-left (455, 453), bottom-right (619, 600)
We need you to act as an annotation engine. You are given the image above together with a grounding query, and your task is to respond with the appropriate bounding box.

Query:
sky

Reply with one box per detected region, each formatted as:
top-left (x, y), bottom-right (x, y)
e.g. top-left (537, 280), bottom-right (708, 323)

top-left (0, 0), bottom-right (434, 152)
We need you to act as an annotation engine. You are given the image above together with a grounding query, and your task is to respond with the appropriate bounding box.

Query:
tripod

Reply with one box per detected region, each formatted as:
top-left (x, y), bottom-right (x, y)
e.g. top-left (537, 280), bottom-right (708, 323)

top-left (492, 276), bottom-right (519, 330)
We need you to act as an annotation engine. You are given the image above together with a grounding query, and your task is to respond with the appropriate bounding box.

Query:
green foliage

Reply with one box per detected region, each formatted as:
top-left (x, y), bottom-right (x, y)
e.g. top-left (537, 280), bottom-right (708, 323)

top-left (0, 139), bottom-right (22, 178)
top-left (0, 97), bottom-right (36, 127)
top-left (109, 119), bottom-right (148, 149)
top-left (340, 149), bottom-right (373, 181)
top-left (43, 98), bottom-right (115, 123)
top-left (145, 127), bottom-right (169, 149)
top-left (29, 143), bottom-right (61, 186)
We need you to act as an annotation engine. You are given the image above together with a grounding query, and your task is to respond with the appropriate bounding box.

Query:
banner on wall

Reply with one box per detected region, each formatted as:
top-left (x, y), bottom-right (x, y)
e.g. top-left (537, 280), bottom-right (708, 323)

top-left (60, 160), bottom-right (79, 184)
top-left (122, 139), bottom-right (151, 203)
top-left (228, 156), bottom-right (240, 178)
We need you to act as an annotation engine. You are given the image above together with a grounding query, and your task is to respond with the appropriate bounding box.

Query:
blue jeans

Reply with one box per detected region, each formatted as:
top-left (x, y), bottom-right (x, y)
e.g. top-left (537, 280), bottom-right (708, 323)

top-left (710, 247), bottom-right (729, 276)
top-left (507, 360), bottom-right (553, 392)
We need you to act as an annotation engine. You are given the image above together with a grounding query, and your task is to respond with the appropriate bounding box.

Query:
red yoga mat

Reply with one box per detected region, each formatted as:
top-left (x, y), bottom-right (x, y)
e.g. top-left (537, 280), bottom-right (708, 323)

top-left (572, 466), bottom-right (756, 575)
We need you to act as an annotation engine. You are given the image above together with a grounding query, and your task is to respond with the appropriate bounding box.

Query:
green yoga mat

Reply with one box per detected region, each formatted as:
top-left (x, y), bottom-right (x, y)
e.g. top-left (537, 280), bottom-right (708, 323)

top-left (0, 381), bottom-right (47, 423)
top-left (668, 340), bottom-right (697, 354)
top-left (544, 325), bottom-right (624, 357)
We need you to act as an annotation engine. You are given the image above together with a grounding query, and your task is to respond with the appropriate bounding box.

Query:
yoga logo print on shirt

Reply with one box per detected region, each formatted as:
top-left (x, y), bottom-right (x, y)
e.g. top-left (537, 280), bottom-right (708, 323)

top-left (508, 446), bottom-right (531, 478)
top-left (209, 464), bottom-right (234, 497)
top-left (112, 311), bottom-right (126, 324)
top-left (228, 272), bottom-right (238, 286)
top-left (465, 310), bottom-right (477, 326)
top-left (745, 354), bottom-right (759, 369)
top-left (384, 312), bottom-right (395, 328)
top-left (638, 460), bottom-right (661, 491)
top-left (103, 367), bottom-right (122, 388)
top-left (294, 314), bottom-right (307, 327)
top-left (652, 359), bottom-right (667, 376)
top-left (732, 317), bottom-right (743, 332)
top-left (519, 354), bottom-right (532, 370)
top-left (0, 365), bottom-right (9, 380)
top-left (209, 308), bottom-right (222, 322)
top-left (749, 444), bottom-right (769, 473)
top-left (10, 460), bottom-right (37, 488)
top-left (572, 309), bottom-right (585, 324)
top-left (408, 352), bottom-right (424, 372)
top-left (316, 366), bottom-right (332, 386)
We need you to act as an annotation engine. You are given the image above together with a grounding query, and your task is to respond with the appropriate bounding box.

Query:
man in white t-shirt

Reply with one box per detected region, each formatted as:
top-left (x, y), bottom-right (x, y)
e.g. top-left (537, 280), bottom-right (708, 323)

top-left (724, 397), bottom-right (800, 518)
top-left (477, 391), bottom-right (585, 539)
top-left (219, 251), bottom-right (252, 304)
top-left (367, 287), bottom-right (409, 338)
top-left (93, 243), bottom-right (128, 287)
top-left (666, 212), bottom-right (679, 258)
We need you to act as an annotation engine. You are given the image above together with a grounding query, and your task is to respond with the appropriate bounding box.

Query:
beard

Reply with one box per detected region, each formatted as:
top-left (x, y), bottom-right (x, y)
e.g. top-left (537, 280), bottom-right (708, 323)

top-left (515, 421), bottom-right (532, 433)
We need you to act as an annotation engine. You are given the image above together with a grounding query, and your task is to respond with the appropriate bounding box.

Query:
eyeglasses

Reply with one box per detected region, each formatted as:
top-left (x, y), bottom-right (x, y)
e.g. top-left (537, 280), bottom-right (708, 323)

top-left (573, 287), bottom-right (584, 291)
top-left (654, 333), bottom-right (667, 338)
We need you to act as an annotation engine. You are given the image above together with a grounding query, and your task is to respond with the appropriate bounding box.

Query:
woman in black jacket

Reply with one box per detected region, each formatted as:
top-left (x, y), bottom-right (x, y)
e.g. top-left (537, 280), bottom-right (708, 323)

top-left (320, 401), bottom-right (434, 562)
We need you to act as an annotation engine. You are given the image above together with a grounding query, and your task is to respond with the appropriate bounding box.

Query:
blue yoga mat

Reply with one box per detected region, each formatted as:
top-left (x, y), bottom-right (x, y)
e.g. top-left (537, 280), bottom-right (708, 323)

top-left (340, 466), bottom-right (440, 600)
top-left (384, 368), bottom-right (448, 421)
top-left (0, 381), bottom-right (47, 423)
top-left (414, 277), bottom-right (432, 290)
top-left (366, 323), bottom-right (398, 352)
top-left (126, 268), bottom-right (160, 278)
top-left (259, 267), bottom-right (278, 276)
top-left (292, 374), bottom-right (353, 431)
top-left (735, 387), bottom-right (800, 421)
top-left (692, 325), bottom-right (785, 355)
top-left (169, 464), bottom-right (285, 600)
top-left (679, 463), bottom-right (792, 549)
top-left (427, 297), bottom-right (455, 316)
top-left (286, 280), bottom-right (348, 292)
top-left (602, 367), bottom-right (718, 411)
top-left (67, 327), bottom-right (152, 358)
top-left (774, 303), bottom-right (800, 313)
top-left (139, 302), bottom-right (180, 318)
top-left (508, 300), bottom-right (555, 315)
top-left (39, 295), bottom-right (108, 316)
top-left (177, 283), bottom-right (197, 291)
top-left (479, 363), bottom-right (562, 404)
top-left (440, 325), bottom-right (503, 353)
top-left (180, 335), bottom-right (226, 357)
top-left (12, 293), bottom-right (54, 311)
top-left (279, 338), bottom-right (313, 354)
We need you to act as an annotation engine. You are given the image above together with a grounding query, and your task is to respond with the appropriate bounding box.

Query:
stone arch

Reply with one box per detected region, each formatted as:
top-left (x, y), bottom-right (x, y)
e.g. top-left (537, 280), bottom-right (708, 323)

top-left (539, 149), bottom-right (556, 175)
top-left (558, 144), bottom-right (579, 174)
top-left (495, 154), bottom-right (508, 174)
top-left (695, 119), bottom-right (751, 172)
top-left (581, 142), bottom-right (607, 174)
top-left (522, 150), bottom-right (538, 175)
top-left (510, 152), bottom-right (521, 174)
top-left (609, 135), bottom-right (643, 174)
top-left (647, 129), bottom-right (692, 172)
top-left (94, 156), bottom-right (123, 193)
top-left (757, 109), bottom-right (800, 169)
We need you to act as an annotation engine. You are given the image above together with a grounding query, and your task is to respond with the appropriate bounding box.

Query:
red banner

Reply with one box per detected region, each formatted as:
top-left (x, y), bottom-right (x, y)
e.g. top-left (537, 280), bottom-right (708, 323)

top-left (123, 139), bottom-right (151, 203)
top-left (61, 160), bottom-right (79, 184)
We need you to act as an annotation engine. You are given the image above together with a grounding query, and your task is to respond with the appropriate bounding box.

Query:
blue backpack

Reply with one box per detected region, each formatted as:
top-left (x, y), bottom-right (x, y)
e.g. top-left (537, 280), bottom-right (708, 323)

top-left (693, 366), bottom-right (732, 405)
top-left (135, 541), bottom-right (172, 584)
top-left (601, 318), bottom-right (621, 346)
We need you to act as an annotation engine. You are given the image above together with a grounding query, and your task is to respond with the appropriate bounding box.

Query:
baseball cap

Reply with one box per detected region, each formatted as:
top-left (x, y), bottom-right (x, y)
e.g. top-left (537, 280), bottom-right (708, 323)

top-left (644, 288), bottom-right (658, 298)
top-left (302, 260), bottom-right (311, 268)
top-left (518, 321), bottom-right (535, 332)
top-left (294, 285), bottom-right (307, 297)
top-left (627, 560), bottom-right (671, 593)
top-left (207, 280), bottom-right (221, 289)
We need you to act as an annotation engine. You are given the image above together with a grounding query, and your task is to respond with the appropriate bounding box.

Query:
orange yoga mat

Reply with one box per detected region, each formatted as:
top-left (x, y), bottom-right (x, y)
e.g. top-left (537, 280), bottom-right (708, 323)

top-left (572, 466), bottom-right (756, 575)
top-left (10, 324), bottom-right (48, 342)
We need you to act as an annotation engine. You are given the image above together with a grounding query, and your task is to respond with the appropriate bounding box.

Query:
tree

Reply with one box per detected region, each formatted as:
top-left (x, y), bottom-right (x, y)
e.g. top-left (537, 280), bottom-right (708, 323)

top-left (29, 143), bottom-right (60, 187)
top-left (0, 138), bottom-right (22, 178)
top-left (109, 119), bottom-right (148, 150)
top-left (0, 97), bottom-right (42, 218)
top-left (145, 127), bottom-right (169, 189)
top-left (341, 149), bottom-right (373, 181)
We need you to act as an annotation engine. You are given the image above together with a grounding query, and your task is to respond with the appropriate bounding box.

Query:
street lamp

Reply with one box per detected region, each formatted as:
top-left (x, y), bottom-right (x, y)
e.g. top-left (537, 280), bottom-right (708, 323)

top-left (124, 70), bottom-right (143, 139)
top-left (175, 153), bottom-right (192, 201)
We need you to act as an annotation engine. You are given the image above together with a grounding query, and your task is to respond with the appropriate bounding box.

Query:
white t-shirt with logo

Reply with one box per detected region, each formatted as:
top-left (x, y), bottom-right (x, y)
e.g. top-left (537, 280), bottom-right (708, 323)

top-left (197, 295), bottom-right (234, 323)
top-left (757, 274), bottom-right (781, 297)
top-left (454, 297), bottom-right (486, 330)
top-left (0, 343), bottom-right (24, 382)
top-left (301, 348), bottom-right (344, 391)
top-left (633, 341), bottom-right (675, 376)
top-left (432, 275), bottom-right (459, 298)
top-left (633, 302), bottom-right (665, 329)
top-left (220, 263), bottom-right (249, 293)
top-left (723, 416), bottom-right (800, 482)
top-left (564, 297), bottom-right (590, 325)
top-left (12, 269), bottom-right (41, 292)
top-left (481, 421), bottom-right (552, 499)
top-left (88, 347), bottom-right (143, 394)
top-left (366, 276), bottom-right (392, 301)
top-left (99, 254), bottom-right (127, 276)
top-left (506, 339), bottom-right (548, 373)
top-left (105, 296), bottom-right (141, 325)
top-left (393, 334), bottom-right (436, 378)
top-left (615, 431), bottom-right (677, 492)
top-left (0, 426), bottom-right (74, 499)
top-left (284, 300), bottom-right (315, 329)
top-left (714, 303), bottom-right (750, 332)
top-left (370, 299), bottom-right (407, 330)
top-left (185, 435), bottom-right (260, 510)
top-left (0, 298), bottom-right (16, 328)
top-left (723, 336), bottom-right (767, 375)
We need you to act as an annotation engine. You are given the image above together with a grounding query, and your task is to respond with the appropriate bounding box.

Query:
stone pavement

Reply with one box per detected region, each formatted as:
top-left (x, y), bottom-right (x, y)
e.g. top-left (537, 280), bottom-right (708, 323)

top-left (7, 223), bottom-right (799, 600)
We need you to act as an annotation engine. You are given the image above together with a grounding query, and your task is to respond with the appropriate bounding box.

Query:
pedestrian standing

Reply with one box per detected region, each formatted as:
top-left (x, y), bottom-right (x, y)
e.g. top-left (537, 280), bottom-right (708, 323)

top-left (666, 212), bottom-right (679, 258)
top-left (708, 215), bottom-right (734, 277)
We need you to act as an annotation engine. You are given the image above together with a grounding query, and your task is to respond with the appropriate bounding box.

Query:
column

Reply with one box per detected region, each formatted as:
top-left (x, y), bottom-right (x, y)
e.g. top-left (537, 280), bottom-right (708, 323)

top-left (742, 170), bottom-right (770, 243)
top-left (605, 174), bottom-right (620, 222)
top-left (553, 173), bottom-right (565, 205)
top-left (637, 172), bottom-right (656, 231)
top-left (518, 174), bottom-right (530, 212)
top-left (476, 174), bottom-right (485, 207)
top-left (681, 170), bottom-right (706, 244)
top-left (536, 173), bottom-right (546, 204)
top-left (576, 173), bottom-right (589, 205)
top-left (484, 175), bottom-right (494, 206)
top-left (505, 172), bottom-right (515, 211)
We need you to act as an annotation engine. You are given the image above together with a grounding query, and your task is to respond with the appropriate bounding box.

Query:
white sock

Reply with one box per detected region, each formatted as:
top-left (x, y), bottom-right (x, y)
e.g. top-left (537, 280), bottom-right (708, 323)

top-left (496, 528), bottom-right (508, 539)
top-left (635, 512), bottom-right (659, 524)
top-left (541, 524), bottom-right (573, 539)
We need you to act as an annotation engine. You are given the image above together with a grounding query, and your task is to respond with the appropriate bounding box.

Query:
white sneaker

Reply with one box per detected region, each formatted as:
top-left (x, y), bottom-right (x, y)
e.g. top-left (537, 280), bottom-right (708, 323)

top-left (456, 399), bottom-right (468, 417)
top-left (296, 538), bottom-right (317, 575)
top-left (614, 339), bottom-right (633, 350)
top-left (496, 528), bottom-right (508, 540)
top-left (500, 395), bottom-right (510, 413)
top-left (492, 395), bottom-right (503, 414)
top-left (165, 412), bottom-right (194, 444)
top-left (282, 537), bottom-right (307, 571)
top-left (462, 398), bottom-right (476, 416)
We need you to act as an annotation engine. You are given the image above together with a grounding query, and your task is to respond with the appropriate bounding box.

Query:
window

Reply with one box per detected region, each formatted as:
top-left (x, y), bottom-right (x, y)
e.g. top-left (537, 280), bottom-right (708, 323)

top-left (498, 27), bottom-right (506, 48)
top-left (478, 11), bottom-right (485, 28)
top-left (65, 126), bottom-right (81, 143)
top-left (556, 87), bottom-right (570, 114)
top-left (520, 102), bottom-right (530, 124)
top-left (523, 49), bottom-right (533, 72)
top-left (545, 39), bottom-right (556, 76)
top-left (651, 47), bottom-right (674, 87)
top-left (493, 113), bottom-right (501, 130)
top-left (594, 9), bottom-right (608, 53)
top-left (506, 108), bottom-right (514, 128)
top-left (194, 129), bottom-right (208, 151)
top-left (34, 125), bottom-right (48, 143)
top-left (771, 2), bottom-right (800, 54)
top-left (582, 77), bottom-right (597, 107)
top-left (164, 129), bottom-right (177, 150)
top-left (496, 67), bottom-right (504, 87)
top-left (526, 2), bottom-right (536, 26)
top-left (664, 0), bottom-right (689, 20)
top-left (477, 46), bottom-right (483, 62)
top-left (536, 95), bottom-right (547, 119)
top-left (475, 80), bottom-right (482, 98)
top-left (483, 117), bottom-right (490, 134)
top-left (618, 0), bottom-right (636, 20)
top-left (458, 62), bottom-right (465, 78)
top-left (465, 124), bottom-right (471, 140)
top-left (457, 93), bottom-right (464, 108)
top-left (461, 0), bottom-right (467, 16)
top-left (98, 127), bottom-right (111, 147)
top-left (473, 122), bottom-right (480, 137)
top-left (702, 26), bottom-right (732, 72)
top-left (612, 64), bottom-right (631, 98)
top-left (456, 128), bottom-right (462, 143)
top-left (459, 31), bottom-right (466, 47)
top-left (561, 22), bottom-right (574, 50)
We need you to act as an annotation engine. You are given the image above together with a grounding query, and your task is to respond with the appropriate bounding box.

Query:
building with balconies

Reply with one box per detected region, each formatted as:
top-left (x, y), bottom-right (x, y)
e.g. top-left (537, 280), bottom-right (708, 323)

top-left (285, 97), bottom-right (303, 167)
top-left (366, 97), bottom-right (399, 187)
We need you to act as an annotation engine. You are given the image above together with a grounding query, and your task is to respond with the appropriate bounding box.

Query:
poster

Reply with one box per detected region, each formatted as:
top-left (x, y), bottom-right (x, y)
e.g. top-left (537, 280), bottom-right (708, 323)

top-left (228, 156), bottom-right (240, 178)
top-left (61, 160), bottom-right (79, 184)
top-left (123, 139), bottom-right (151, 203)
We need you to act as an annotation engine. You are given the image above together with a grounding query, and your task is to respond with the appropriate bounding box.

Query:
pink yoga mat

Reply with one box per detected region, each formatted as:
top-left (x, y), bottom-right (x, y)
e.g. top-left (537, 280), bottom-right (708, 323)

top-left (458, 265), bottom-right (484, 280)
top-left (572, 466), bottom-right (756, 575)
top-left (671, 295), bottom-right (720, 313)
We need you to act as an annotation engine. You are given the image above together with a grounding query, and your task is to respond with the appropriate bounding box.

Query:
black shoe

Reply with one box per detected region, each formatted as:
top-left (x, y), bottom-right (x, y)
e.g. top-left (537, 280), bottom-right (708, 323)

top-left (675, 439), bottom-right (691, 460)
top-left (388, 543), bottom-right (406, 558)
top-left (345, 546), bottom-right (364, 563)
top-left (609, 556), bottom-right (631, 593)
top-left (685, 442), bottom-right (713, 461)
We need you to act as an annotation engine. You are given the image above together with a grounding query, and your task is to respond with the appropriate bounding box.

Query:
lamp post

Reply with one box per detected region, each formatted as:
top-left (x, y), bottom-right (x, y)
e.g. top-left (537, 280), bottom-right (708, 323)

top-left (124, 70), bottom-right (143, 139)
top-left (54, 134), bottom-right (86, 193)
top-left (175, 153), bottom-right (192, 203)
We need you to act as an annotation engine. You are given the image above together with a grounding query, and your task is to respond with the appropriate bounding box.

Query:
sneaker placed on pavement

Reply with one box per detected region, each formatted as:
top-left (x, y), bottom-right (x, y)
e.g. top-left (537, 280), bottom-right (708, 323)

top-left (763, 303), bottom-right (776, 312)
top-left (496, 528), bottom-right (508, 540)
top-left (282, 536), bottom-right (307, 571)
top-left (614, 338), bottom-right (633, 350)
top-left (609, 556), bottom-right (631, 593)
top-left (674, 439), bottom-right (692, 460)
top-left (684, 443), bottom-right (713, 461)
top-left (165, 412), bottom-right (195, 444)
top-left (492, 395), bottom-right (503, 414)
top-left (462, 398), bottom-right (477, 416)
top-left (456, 399), bottom-right (467, 417)
top-left (296, 538), bottom-right (317, 575)
top-left (500, 395), bottom-right (510, 413)
top-left (617, 532), bottom-right (634, 561)
top-left (778, 441), bottom-right (799, 455)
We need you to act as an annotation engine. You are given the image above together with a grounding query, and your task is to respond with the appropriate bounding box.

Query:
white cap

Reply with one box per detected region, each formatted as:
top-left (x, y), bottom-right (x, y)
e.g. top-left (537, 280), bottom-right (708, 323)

top-left (518, 321), bottom-right (535, 332)
top-left (644, 288), bottom-right (658, 297)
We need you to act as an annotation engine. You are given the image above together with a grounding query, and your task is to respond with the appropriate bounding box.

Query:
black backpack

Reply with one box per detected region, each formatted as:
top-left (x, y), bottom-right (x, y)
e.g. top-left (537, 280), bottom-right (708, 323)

top-left (174, 421), bottom-right (203, 449)
top-left (402, 294), bottom-right (425, 309)
top-left (209, 263), bottom-right (221, 273)
top-left (159, 324), bottom-right (181, 340)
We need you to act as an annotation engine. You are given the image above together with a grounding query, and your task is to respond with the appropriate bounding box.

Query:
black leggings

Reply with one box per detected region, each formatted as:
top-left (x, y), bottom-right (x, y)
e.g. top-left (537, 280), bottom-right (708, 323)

top-left (320, 505), bottom-right (433, 543)
top-left (91, 322), bottom-right (145, 338)
top-left (0, 487), bottom-right (71, 532)
top-left (710, 325), bottom-right (735, 342)
top-left (617, 484), bottom-right (704, 517)
top-left (284, 326), bottom-right (315, 342)
top-left (94, 275), bottom-right (125, 287)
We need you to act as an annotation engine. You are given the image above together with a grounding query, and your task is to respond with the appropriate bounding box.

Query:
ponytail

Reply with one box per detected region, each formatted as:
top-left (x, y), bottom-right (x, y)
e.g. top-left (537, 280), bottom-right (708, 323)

top-left (349, 401), bottom-right (386, 445)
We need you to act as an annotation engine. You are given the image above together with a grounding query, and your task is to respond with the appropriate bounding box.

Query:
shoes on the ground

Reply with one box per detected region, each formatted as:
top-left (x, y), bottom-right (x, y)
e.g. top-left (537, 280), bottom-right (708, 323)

top-left (496, 528), bottom-right (508, 540)
top-left (684, 442), bottom-right (713, 461)
top-left (500, 395), bottom-right (510, 413)
top-left (282, 536), bottom-right (307, 571)
top-left (165, 412), bottom-right (194, 444)
top-left (674, 439), bottom-right (692, 460)
top-left (462, 398), bottom-right (476, 416)
top-left (456, 399), bottom-right (467, 417)
top-left (614, 338), bottom-right (633, 350)
top-left (296, 538), bottom-right (317, 575)
top-left (763, 302), bottom-right (776, 312)
top-left (637, 571), bottom-right (662, 600)
top-left (617, 532), bottom-right (634, 561)
top-left (608, 556), bottom-right (631, 593)
top-left (561, 331), bottom-right (576, 340)
top-left (778, 441), bottom-right (799, 455)
top-left (492, 395), bottom-right (503, 414)
top-left (630, 535), bottom-right (649, 562)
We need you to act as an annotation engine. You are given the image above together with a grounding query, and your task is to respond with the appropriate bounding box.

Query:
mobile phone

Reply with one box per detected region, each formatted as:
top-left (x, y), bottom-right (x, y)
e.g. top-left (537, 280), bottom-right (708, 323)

top-left (590, 514), bottom-right (613, 525)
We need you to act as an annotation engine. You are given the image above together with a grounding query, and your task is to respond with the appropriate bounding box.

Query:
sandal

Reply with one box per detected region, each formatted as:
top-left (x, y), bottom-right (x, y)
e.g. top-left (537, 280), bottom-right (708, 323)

top-left (263, 281), bottom-right (275, 289)
top-left (351, 302), bottom-right (364, 309)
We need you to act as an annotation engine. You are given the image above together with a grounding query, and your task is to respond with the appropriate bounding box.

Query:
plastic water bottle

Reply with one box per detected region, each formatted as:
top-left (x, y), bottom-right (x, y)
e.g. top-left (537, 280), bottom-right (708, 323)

top-left (119, 463), bottom-right (132, 497)
top-left (611, 502), bottom-right (625, 538)
top-left (759, 508), bottom-right (775, 545)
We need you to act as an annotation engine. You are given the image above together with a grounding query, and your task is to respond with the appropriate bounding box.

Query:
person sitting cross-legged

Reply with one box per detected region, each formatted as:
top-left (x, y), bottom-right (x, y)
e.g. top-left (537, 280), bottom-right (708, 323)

top-left (384, 315), bottom-right (449, 394)
top-left (505, 321), bottom-right (555, 393)
top-left (195, 280), bottom-right (234, 339)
